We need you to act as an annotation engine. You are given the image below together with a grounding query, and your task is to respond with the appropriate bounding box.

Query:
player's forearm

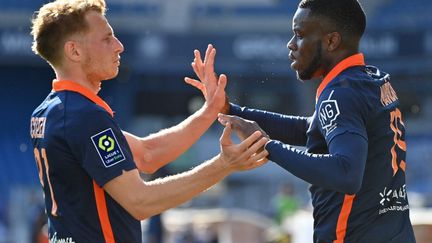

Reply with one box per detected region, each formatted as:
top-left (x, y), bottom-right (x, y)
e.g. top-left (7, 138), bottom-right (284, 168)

top-left (265, 132), bottom-right (367, 194)
top-left (134, 155), bottom-right (229, 219)
top-left (125, 103), bottom-right (218, 173)
top-left (229, 103), bottom-right (309, 146)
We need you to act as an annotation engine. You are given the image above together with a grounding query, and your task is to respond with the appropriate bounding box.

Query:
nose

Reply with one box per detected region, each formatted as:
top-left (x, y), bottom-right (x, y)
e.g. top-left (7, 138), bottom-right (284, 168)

top-left (114, 36), bottom-right (124, 54)
top-left (287, 36), bottom-right (296, 51)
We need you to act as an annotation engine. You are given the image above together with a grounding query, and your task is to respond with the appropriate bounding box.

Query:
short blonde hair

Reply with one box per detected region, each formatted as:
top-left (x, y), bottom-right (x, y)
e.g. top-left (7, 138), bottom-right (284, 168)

top-left (31, 0), bottom-right (106, 66)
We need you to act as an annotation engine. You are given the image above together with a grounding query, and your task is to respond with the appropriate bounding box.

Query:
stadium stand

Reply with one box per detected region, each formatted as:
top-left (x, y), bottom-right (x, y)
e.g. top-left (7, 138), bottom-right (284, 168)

top-left (369, 0), bottom-right (432, 30)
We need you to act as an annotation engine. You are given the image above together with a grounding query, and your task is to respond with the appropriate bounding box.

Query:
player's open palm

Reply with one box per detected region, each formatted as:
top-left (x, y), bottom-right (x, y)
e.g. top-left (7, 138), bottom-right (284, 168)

top-left (184, 44), bottom-right (228, 113)
top-left (219, 122), bottom-right (269, 171)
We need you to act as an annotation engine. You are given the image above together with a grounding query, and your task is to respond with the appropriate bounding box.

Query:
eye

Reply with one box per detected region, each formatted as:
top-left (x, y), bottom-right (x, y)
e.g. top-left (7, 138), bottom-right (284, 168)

top-left (104, 36), bottom-right (112, 43)
top-left (292, 30), bottom-right (303, 40)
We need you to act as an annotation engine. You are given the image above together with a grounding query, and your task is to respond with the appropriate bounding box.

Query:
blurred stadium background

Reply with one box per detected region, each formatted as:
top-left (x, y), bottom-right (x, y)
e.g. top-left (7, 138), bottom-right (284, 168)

top-left (1, 0), bottom-right (432, 242)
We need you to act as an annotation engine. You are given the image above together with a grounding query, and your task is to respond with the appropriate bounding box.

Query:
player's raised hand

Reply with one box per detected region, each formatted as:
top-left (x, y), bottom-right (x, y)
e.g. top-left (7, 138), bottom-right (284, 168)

top-left (184, 44), bottom-right (229, 114)
top-left (218, 114), bottom-right (269, 141)
top-left (219, 122), bottom-right (269, 171)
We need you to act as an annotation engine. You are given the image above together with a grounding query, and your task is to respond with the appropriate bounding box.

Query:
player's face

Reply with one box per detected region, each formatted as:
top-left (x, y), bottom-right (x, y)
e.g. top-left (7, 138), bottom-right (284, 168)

top-left (80, 11), bottom-right (124, 83)
top-left (287, 8), bottom-right (325, 81)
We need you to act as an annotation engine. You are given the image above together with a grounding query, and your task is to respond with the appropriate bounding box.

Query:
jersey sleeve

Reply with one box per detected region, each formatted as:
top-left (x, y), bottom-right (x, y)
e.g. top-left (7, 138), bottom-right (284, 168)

top-left (229, 103), bottom-right (310, 146)
top-left (316, 87), bottom-right (368, 144)
top-left (66, 109), bottom-right (136, 187)
top-left (265, 131), bottom-right (368, 194)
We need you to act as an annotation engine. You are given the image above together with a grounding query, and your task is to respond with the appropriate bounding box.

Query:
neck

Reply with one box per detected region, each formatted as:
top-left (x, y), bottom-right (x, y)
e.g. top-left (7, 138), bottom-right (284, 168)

top-left (322, 49), bottom-right (359, 78)
top-left (55, 69), bottom-right (101, 94)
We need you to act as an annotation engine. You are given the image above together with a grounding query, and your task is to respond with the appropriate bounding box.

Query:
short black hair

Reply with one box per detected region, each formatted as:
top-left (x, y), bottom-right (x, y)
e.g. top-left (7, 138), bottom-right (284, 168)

top-left (299, 0), bottom-right (366, 41)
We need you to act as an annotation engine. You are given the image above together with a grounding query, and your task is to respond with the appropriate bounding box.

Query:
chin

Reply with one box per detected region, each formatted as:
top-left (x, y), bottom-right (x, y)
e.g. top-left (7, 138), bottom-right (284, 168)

top-left (297, 68), bottom-right (323, 81)
top-left (297, 72), bottom-right (312, 81)
top-left (105, 72), bottom-right (119, 81)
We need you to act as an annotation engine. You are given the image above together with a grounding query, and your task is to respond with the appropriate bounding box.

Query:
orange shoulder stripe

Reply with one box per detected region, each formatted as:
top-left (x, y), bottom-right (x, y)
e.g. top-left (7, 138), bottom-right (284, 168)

top-left (316, 53), bottom-right (365, 102)
top-left (52, 80), bottom-right (114, 117)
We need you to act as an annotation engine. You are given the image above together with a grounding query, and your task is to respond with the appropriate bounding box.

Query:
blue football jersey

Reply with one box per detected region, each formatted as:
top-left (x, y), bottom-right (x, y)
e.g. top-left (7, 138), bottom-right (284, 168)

top-left (230, 54), bottom-right (415, 242)
top-left (30, 80), bottom-right (141, 242)
top-left (309, 54), bottom-right (415, 242)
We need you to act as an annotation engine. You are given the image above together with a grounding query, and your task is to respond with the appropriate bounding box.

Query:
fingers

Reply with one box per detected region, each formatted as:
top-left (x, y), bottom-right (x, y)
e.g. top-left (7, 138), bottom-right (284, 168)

top-left (193, 49), bottom-right (204, 79)
top-left (184, 77), bottom-right (203, 89)
top-left (246, 136), bottom-right (268, 155)
top-left (217, 118), bottom-right (227, 126)
top-left (203, 44), bottom-right (213, 64)
top-left (195, 44), bottom-right (213, 79)
top-left (218, 113), bottom-right (234, 126)
top-left (246, 150), bottom-right (269, 169)
top-left (202, 44), bottom-right (216, 81)
top-left (192, 44), bottom-right (216, 82)
top-left (253, 149), bottom-right (270, 162)
top-left (218, 114), bottom-right (244, 133)
top-left (219, 122), bottom-right (233, 146)
top-left (237, 139), bottom-right (269, 170)
top-left (215, 74), bottom-right (227, 94)
top-left (186, 74), bottom-right (226, 94)
top-left (194, 49), bottom-right (203, 68)
top-left (204, 48), bottom-right (216, 78)
top-left (218, 114), bottom-right (244, 131)
top-left (191, 62), bottom-right (202, 80)
top-left (238, 131), bottom-right (264, 151)
top-left (184, 77), bottom-right (207, 96)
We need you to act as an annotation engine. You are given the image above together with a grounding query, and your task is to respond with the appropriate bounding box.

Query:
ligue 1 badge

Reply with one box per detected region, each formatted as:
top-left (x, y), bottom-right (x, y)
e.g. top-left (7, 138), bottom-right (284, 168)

top-left (91, 128), bottom-right (125, 167)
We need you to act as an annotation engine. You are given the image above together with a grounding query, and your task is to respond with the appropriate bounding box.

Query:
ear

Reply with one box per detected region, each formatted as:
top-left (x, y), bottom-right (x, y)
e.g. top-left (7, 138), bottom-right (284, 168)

top-left (63, 40), bottom-right (81, 62)
top-left (325, 32), bottom-right (342, 52)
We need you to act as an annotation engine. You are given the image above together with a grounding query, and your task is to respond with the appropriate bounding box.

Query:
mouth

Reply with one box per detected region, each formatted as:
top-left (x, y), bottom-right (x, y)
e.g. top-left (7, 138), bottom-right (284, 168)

top-left (289, 53), bottom-right (296, 61)
top-left (289, 53), bottom-right (297, 69)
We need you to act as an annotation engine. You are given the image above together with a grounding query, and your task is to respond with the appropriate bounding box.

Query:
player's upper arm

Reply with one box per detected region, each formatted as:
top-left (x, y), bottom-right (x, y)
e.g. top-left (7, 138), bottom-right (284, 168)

top-left (66, 108), bottom-right (136, 186)
top-left (103, 168), bottom-right (153, 220)
top-left (317, 87), bottom-right (368, 144)
top-left (122, 131), bottom-right (158, 174)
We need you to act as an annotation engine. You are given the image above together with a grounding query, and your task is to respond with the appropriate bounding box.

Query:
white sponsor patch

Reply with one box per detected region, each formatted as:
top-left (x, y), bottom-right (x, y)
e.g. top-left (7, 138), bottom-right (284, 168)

top-left (378, 184), bottom-right (409, 215)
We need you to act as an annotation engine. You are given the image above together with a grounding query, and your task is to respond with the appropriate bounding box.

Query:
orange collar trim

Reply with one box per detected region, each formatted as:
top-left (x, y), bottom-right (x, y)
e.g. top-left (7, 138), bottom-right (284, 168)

top-left (52, 80), bottom-right (114, 117)
top-left (316, 53), bottom-right (365, 101)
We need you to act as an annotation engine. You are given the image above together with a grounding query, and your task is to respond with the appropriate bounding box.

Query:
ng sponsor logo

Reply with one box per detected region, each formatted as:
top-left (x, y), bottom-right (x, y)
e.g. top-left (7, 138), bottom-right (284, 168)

top-left (318, 90), bottom-right (340, 136)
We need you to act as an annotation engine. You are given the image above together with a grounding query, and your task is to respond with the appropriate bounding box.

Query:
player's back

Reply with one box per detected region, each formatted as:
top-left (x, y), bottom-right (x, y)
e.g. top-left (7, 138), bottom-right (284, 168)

top-left (30, 90), bottom-right (141, 242)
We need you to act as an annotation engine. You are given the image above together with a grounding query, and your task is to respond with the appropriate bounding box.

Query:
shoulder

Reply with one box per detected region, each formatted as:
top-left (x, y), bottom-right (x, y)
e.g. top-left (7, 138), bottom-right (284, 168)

top-left (59, 92), bottom-right (117, 138)
top-left (325, 65), bottom-right (391, 108)
top-left (330, 65), bottom-right (392, 91)
top-left (329, 66), bottom-right (382, 89)
top-left (316, 87), bottom-right (368, 133)
top-left (62, 91), bottom-right (107, 114)
top-left (32, 91), bottom-right (112, 127)
top-left (317, 86), bottom-right (362, 110)
top-left (55, 91), bottom-right (110, 122)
